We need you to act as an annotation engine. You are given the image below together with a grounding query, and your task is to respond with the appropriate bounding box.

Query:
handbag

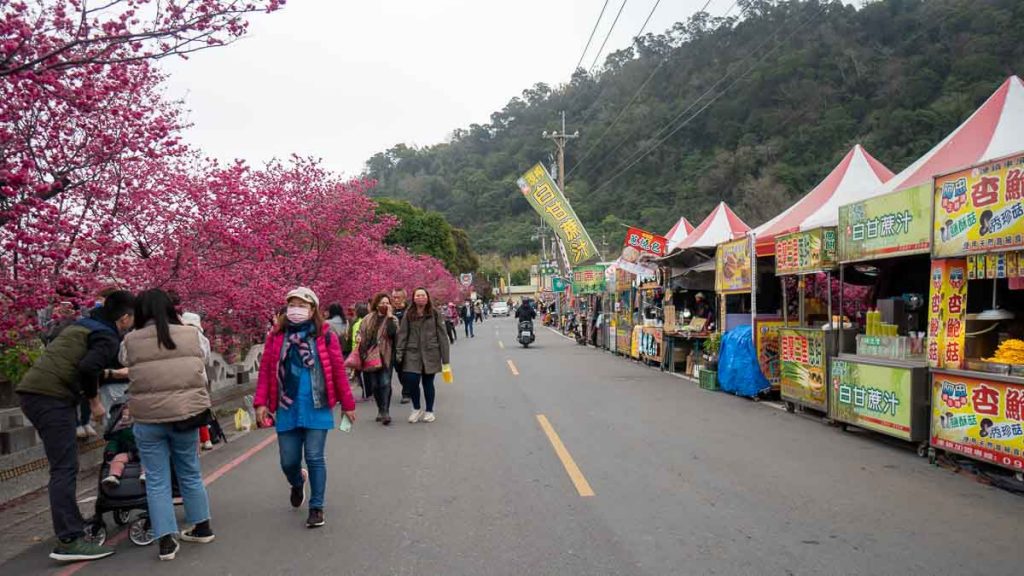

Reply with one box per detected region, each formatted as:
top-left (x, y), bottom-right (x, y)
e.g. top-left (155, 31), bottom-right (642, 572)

top-left (344, 349), bottom-right (362, 370)
top-left (361, 344), bottom-right (383, 372)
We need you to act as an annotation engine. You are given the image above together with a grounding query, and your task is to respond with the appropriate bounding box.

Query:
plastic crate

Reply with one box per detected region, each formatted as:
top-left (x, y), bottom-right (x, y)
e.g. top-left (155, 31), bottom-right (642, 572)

top-left (699, 368), bottom-right (719, 391)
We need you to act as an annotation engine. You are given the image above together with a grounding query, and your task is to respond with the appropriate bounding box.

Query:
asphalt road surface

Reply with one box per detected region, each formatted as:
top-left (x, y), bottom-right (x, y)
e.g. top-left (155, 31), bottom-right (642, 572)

top-left (3, 321), bottom-right (1023, 575)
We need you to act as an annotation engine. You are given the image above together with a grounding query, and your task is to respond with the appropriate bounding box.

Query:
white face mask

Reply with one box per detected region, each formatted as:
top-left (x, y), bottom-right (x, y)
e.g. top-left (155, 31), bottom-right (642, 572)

top-left (286, 306), bottom-right (311, 324)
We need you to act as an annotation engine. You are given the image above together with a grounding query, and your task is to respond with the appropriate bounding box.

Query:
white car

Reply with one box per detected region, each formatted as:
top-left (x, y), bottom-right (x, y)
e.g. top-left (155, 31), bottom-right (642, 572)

top-left (491, 301), bottom-right (510, 317)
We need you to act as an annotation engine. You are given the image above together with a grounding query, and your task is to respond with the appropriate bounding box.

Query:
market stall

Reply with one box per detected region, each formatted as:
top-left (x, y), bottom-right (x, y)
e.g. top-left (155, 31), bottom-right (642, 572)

top-left (661, 203), bottom-right (750, 377)
top-left (775, 226), bottom-right (850, 413)
top-left (753, 145), bottom-right (896, 393)
top-left (831, 183), bottom-right (935, 451)
top-left (928, 152), bottom-right (1024, 473)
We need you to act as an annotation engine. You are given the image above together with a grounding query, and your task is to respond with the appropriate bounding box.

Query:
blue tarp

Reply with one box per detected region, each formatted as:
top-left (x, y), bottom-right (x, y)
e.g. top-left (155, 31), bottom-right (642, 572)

top-left (717, 325), bottom-right (771, 398)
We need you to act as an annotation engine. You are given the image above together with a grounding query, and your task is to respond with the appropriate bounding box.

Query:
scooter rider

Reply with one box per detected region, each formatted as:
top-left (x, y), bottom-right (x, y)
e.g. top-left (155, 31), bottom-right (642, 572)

top-left (516, 299), bottom-right (537, 323)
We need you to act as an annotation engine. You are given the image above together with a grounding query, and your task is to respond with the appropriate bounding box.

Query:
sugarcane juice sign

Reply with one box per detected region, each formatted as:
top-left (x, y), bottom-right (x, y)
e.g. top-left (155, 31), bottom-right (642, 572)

top-left (831, 359), bottom-right (912, 440)
top-left (779, 328), bottom-right (827, 410)
top-left (716, 237), bottom-right (752, 293)
top-left (775, 228), bottom-right (838, 275)
top-left (839, 184), bottom-right (931, 261)
top-left (517, 163), bottom-right (600, 265)
top-left (933, 153), bottom-right (1024, 258)
top-left (931, 372), bottom-right (1024, 471)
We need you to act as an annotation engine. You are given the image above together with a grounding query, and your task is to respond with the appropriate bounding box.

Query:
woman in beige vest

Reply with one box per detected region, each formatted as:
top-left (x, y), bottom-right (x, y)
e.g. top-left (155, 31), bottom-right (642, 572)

top-left (120, 289), bottom-right (213, 562)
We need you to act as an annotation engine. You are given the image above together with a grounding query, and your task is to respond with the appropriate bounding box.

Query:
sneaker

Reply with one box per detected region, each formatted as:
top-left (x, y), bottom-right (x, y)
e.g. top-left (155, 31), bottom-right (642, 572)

top-left (382, 414), bottom-right (392, 426)
top-left (306, 508), bottom-right (325, 528)
top-left (49, 537), bottom-right (116, 562)
top-left (375, 414), bottom-right (383, 422)
top-left (408, 409), bottom-right (424, 423)
top-left (399, 396), bottom-right (411, 404)
top-left (180, 521), bottom-right (215, 544)
top-left (201, 440), bottom-right (214, 451)
top-left (101, 475), bottom-right (120, 488)
top-left (422, 412), bottom-right (436, 423)
top-left (84, 424), bottom-right (98, 437)
top-left (158, 535), bottom-right (179, 561)
top-left (290, 469), bottom-right (308, 508)
top-left (76, 426), bottom-right (87, 439)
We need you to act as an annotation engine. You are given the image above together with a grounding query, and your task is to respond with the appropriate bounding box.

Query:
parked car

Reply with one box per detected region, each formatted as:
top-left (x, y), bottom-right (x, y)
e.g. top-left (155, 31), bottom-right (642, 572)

top-left (491, 301), bottom-right (510, 317)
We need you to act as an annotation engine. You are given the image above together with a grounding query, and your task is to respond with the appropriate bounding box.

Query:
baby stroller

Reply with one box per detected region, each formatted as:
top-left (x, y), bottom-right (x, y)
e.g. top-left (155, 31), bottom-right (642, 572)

top-left (84, 401), bottom-right (180, 547)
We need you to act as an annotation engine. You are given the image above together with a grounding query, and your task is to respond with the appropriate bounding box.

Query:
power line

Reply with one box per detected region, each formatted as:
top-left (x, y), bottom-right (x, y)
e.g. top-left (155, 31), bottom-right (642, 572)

top-left (574, 0), bottom-right (798, 182)
top-left (588, 0), bottom-right (631, 74)
top-left (587, 2), bottom-right (829, 198)
top-left (567, 0), bottom-right (713, 179)
top-left (575, 0), bottom-right (612, 72)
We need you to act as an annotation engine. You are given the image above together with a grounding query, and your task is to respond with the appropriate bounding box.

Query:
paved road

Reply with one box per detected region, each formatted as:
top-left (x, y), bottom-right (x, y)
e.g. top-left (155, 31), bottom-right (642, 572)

top-left (3, 321), bottom-right (1023, 575)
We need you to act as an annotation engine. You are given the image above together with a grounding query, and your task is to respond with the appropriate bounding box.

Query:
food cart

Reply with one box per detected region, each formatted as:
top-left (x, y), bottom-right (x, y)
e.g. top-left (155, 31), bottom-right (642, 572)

top-left (928, 152), bottom-right (1024, 474)
top-left (831, 184), bottom-right (935, 452)
top-left (775, 227), bottom-right (849, 413)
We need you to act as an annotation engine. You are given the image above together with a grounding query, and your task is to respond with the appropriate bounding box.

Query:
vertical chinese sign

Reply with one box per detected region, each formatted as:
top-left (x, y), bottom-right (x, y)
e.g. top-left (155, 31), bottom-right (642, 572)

top-left (927, 259), bottom-right (967, 369)
top-left (931, 373), bottom-right (1024, 471)
top-left (517, 163), bottom-right (600, 267)
top-left (932, 153), bottom-right (1024, 258)
top-left (754, 318), bottom-right (784, 389)
top-left (779, 328), bottom-right (827, 411)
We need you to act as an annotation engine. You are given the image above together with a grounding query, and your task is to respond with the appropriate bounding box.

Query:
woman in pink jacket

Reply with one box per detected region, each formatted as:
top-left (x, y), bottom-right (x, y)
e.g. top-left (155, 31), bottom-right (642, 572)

top-left (254, 287), bottom-right (356, 529)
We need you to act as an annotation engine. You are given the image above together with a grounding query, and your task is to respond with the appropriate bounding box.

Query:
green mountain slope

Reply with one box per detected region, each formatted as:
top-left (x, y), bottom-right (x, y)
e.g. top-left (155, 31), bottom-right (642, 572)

top-left (366, 0), bottom-right (1024, 255)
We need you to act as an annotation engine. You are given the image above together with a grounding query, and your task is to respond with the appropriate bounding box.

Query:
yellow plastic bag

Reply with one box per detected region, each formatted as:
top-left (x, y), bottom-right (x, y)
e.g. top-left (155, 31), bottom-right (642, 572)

top-left (442, 364), bottom-right (453, 384)
top-left (234, 408), bottom-right (253, 431)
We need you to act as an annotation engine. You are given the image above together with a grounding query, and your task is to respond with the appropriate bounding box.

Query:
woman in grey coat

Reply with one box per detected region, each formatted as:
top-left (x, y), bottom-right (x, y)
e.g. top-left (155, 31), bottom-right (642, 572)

top-left (396, 288), bottom-right (450, 423)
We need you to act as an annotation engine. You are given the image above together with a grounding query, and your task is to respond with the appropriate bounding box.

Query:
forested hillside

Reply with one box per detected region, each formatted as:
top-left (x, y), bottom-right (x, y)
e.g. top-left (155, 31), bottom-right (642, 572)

top-left (366, 0), bottom-right (1024, 256)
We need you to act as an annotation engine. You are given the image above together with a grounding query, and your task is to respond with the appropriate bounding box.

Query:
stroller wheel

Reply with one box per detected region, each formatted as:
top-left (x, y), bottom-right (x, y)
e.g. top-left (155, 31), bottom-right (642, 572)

top-left (129, 516), bottom-right (155, 546)
top-left (84, 521), bottom-right (107, 547)
top-left (114, 509), bottom-right (131, 526)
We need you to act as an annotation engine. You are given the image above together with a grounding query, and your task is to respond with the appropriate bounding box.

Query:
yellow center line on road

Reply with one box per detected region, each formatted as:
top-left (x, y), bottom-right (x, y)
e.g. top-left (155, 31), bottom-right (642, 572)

top-left (507, 359), bottom-right (519, 375)
top-left (536, 415), bottom-right (595, 497)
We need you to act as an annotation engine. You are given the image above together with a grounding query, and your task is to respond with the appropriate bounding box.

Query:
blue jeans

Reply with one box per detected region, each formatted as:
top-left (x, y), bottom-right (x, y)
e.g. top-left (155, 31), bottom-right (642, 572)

top-left (133, 423), bottom-right (211, 539)
top-left (277, 428), bottom-right (328, 509)
top-left (464, 318), bottom-right (474, 337)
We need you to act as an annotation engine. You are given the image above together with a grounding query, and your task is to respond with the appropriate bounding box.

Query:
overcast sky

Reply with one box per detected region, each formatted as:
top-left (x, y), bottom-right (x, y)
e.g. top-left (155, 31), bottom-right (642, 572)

top-left (159, 0), bottom-right (764, 176)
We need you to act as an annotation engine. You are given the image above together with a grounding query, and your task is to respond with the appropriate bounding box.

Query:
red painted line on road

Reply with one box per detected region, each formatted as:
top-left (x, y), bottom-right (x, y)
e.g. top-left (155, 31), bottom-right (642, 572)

top-left (53, 432), bottom-right (277, 576)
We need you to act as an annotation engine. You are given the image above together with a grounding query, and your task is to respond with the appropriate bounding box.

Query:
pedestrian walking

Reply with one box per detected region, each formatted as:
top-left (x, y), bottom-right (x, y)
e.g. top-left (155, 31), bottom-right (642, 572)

top-left (254, 287), bottom-right (357, 529)
top-left (396, 288), bottom-right (450, 423)
top-left (357, 293), bottom-right (399, 424)
top-left (461, 299), bottom-right (475, 338)
top-left (16, 291), bottom-right (135, 563)
top-left (390, 288), bottom-right (412, 405)
top-left (474, 300), bottom-right (484, 323)
top-left (119, 289), bottom-right (214, 561)
top-left (325, 303), bottom-right (348, 340)
top-left (347, 303), bottom-right (370, 401)
top-left (444, 302), bottom-right (459, 344)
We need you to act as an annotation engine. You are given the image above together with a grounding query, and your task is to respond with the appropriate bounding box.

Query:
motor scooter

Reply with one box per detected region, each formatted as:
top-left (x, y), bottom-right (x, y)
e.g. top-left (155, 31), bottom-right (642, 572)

top-left (517, 319), bottom-right (535, 348)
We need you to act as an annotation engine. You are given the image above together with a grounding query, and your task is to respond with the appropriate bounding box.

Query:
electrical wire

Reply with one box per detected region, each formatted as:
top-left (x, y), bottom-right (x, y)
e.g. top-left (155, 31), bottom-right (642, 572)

top-left (575, 0), bottom-right (611, 72)
top-left (588, 0), bottom-right (631, 74)
top-left (586, 2), bottom-right (829, 197)
top-left (567, 0), bottom-right (713, 179)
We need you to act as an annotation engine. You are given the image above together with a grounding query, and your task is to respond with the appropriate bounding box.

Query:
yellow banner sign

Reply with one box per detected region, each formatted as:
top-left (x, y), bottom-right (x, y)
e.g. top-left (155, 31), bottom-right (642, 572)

top-left (933, 153), bottom-right (1024, 257)
top-left (931, 372), bottom-right (1024, 471)
top-left (927, 259), bottom-right (967, 369)
top-left (516, 163), bottom-right (600, 266)
top-left (716, 237), bottom-right (753, 294)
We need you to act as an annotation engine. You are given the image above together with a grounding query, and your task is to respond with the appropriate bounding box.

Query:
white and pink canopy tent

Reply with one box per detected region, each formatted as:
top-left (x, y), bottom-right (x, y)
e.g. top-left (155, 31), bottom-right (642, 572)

top-left (672, 202), bottom-right (751, 252)
top-left (665, 217), bottom-right (696, 252)
top-left (752, 145), bottom-right (895, 256)
top-left (873, 75), bottom-right (1024, 197)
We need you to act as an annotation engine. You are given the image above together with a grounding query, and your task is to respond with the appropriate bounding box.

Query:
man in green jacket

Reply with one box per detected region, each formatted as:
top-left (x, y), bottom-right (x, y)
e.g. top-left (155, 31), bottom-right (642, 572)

top-left (16, 291), bottom-right (135, 563)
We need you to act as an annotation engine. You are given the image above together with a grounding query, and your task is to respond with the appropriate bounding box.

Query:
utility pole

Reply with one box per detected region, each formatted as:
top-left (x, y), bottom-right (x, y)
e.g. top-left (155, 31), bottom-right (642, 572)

top-left (541, 111), bottom-right (579, 322)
